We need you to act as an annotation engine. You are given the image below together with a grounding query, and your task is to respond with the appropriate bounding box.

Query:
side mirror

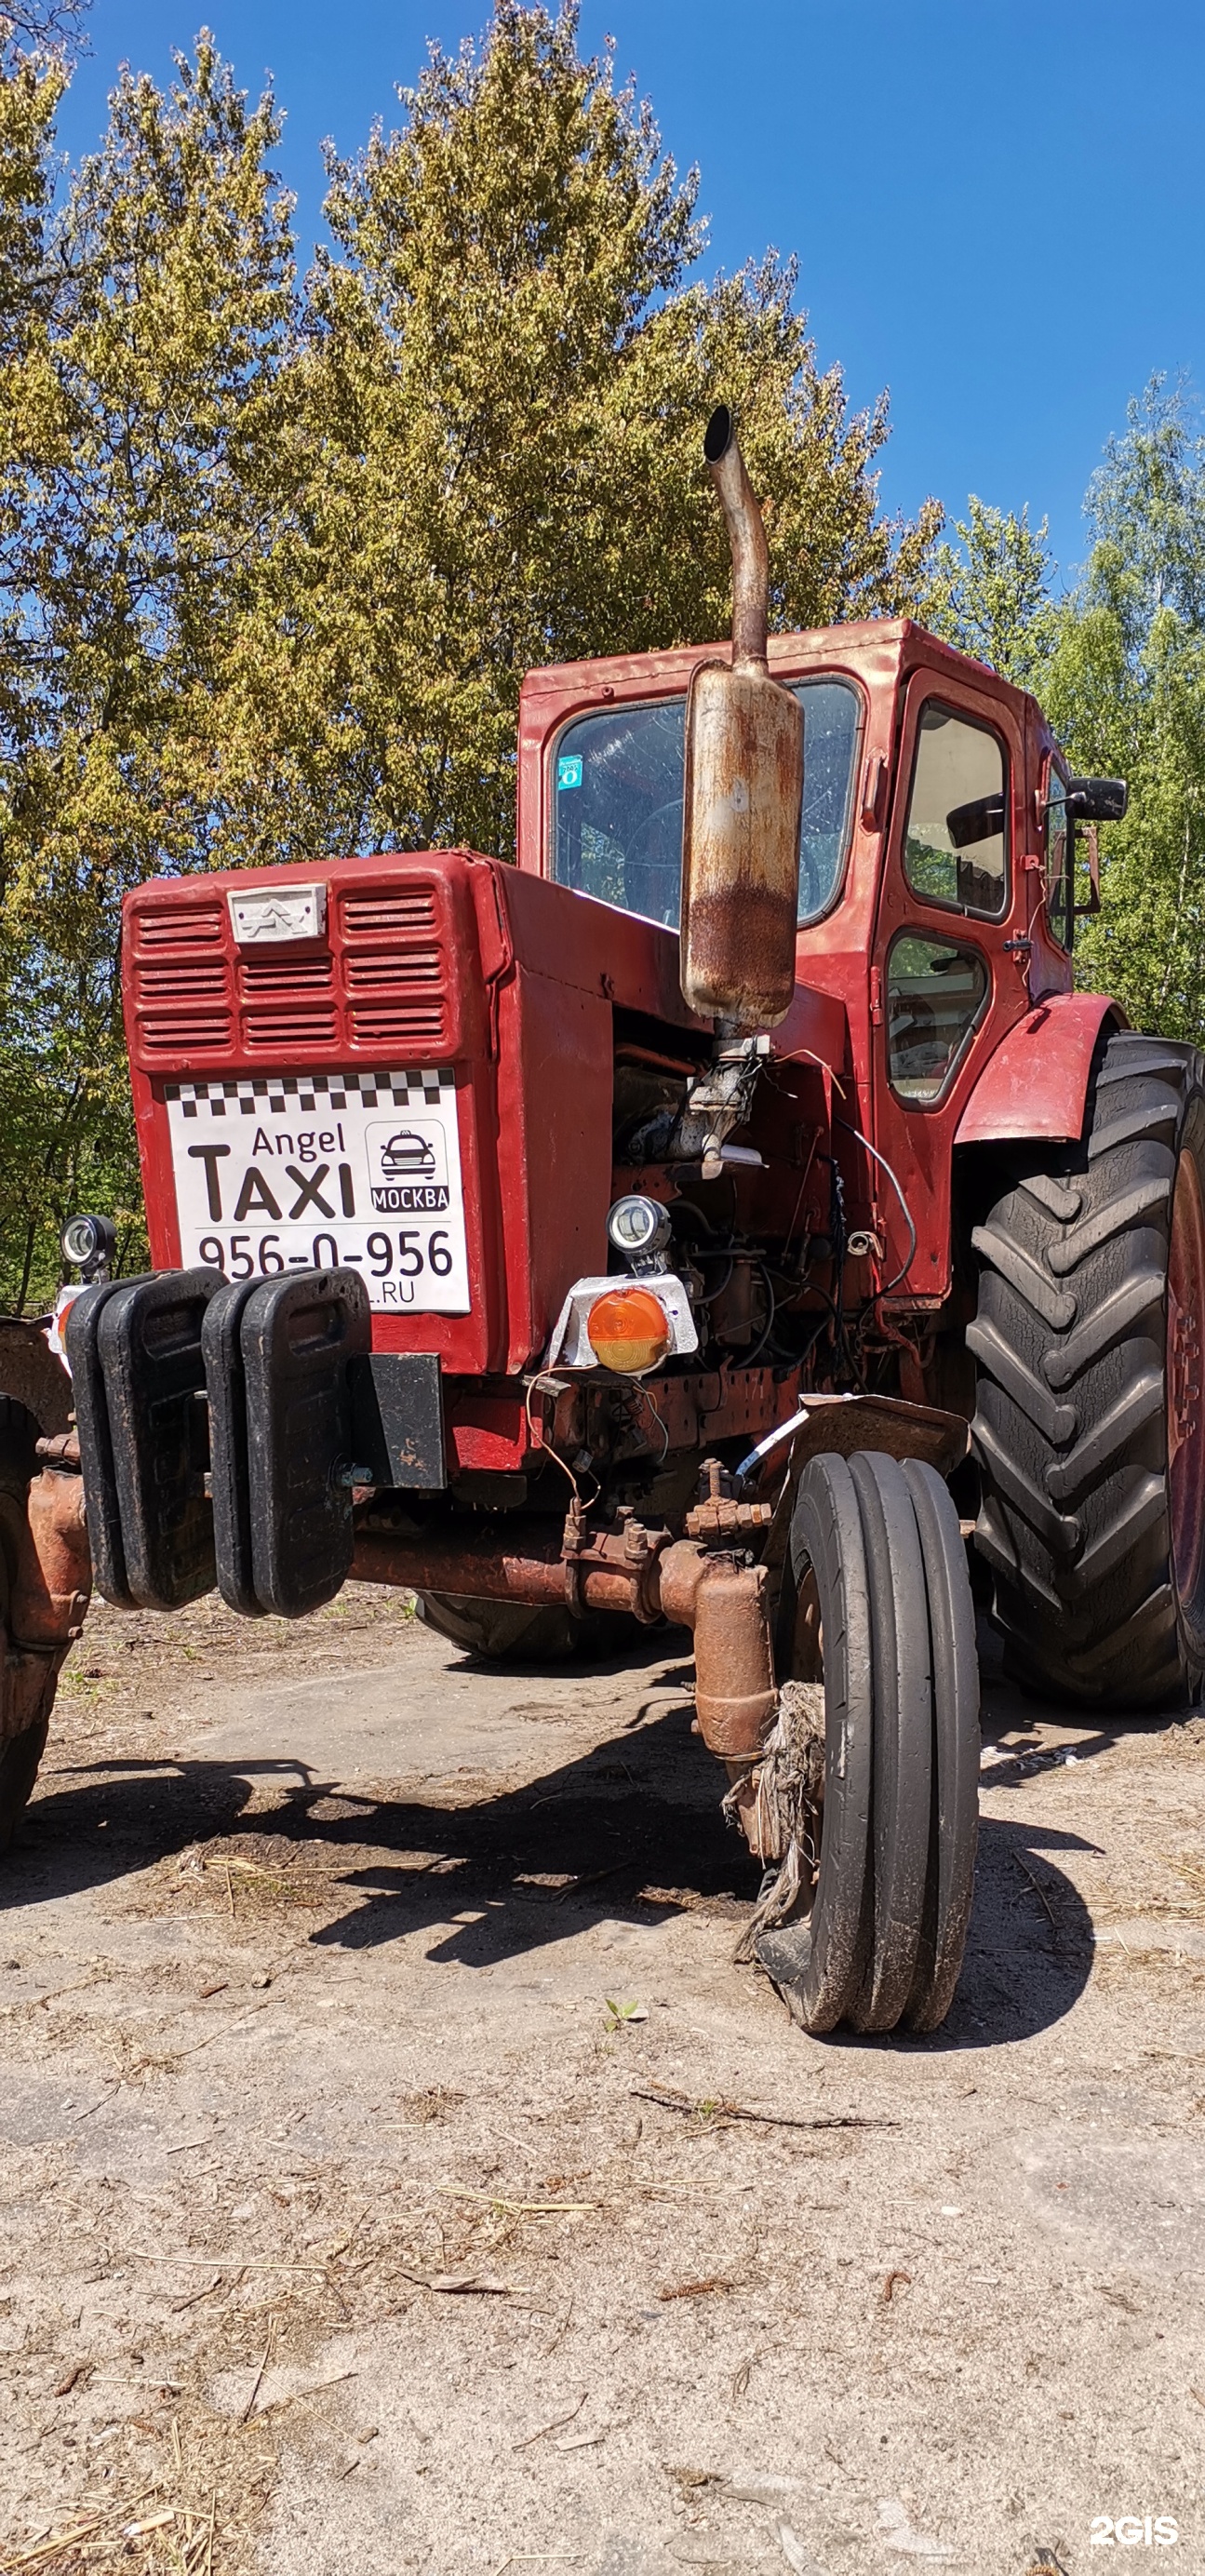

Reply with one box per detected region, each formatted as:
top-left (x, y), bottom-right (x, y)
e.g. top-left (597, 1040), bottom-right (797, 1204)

top-left (1067, 776), bottom-right (1128, 823)
top-left (680, 408), bottom-right (804, 1032)
top-left (946, 793), bottom-right (1005, 850)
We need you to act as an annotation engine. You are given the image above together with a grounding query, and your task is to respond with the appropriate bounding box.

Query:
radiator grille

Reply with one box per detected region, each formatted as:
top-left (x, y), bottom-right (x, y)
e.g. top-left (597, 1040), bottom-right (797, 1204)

top-left (136, 960), bottom-right (228, 1000)
top-left (343, 952), bottom-right (441, 991)
top-left (349, 1000), bottom-right (446, 1049)
top-left (243, 1006), bottom-right (340, 1050)
top-left (339, 887), bottom-right (437, 938)
top-left (135, 903), bottom-right (224, 951)
top-left (140, 1010), bottom-right (233, 1053)
top-left (239, 955), bottom-right (334, 995)
top-left (131, 875), bottom-right (455, 1066)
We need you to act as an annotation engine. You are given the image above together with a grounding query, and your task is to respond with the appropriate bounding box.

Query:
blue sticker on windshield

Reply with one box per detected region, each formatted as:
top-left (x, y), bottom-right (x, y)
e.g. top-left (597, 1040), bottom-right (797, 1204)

top-left (556, 754), bottom-right (583, 791)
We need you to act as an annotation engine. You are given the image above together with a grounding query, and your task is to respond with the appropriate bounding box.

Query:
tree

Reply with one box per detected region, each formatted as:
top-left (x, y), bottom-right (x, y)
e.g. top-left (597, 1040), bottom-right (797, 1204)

top-left (1, 2), bottom-right (89, 57)
top-left (1045, 380), bottom-right (1205, 1040)
top-left (924, 382), bottom-right (1205, 1053)
top-left (208, 0), bottom-right (940, 869)
top-left (0, 37), bottom-right (295, 1308)
top-left (921, 495), bottom-right (1061, 692)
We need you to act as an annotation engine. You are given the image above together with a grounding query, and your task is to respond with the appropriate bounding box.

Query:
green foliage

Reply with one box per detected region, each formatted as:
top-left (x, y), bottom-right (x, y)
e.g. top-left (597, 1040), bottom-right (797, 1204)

top-left (0, 2), bottom-right (939, 1309)
top-left (921, 495), bottom-right (1061, 693)
top-left (925, 383), bottom-right (1205, 1054)
top-left (1047, 381), bottom-right (1205, 1040)
top-left (0, 37), bottom-right (295, 1306)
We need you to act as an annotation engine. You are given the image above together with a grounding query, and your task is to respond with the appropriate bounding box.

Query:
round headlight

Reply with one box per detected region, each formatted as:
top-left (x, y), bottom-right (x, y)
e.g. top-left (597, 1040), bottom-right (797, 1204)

top-left (61, 1213), bottom-right (116, 1279)
top-left (586, 1285), bottom-right (672, 1375)
top-left (606, 1193), bottom-right (672, 1268)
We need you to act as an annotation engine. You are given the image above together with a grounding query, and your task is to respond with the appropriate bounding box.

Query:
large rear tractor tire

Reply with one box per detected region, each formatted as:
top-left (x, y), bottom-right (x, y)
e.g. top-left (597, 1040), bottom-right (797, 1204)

top-left (970, 1029), bottom-right (1205, 1708)
top-left (754, 1450), bottom-right (980, 2035)
top-left (415, 1590), bottom-right (626, 1663)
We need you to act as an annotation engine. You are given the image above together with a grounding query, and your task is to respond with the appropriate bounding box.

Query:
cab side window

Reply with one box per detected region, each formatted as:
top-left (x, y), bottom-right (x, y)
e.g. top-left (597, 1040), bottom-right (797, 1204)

top-left (904, 704), bottom-right (1008, 918)
top-left (1044, 762), bottom-right (1072, 949)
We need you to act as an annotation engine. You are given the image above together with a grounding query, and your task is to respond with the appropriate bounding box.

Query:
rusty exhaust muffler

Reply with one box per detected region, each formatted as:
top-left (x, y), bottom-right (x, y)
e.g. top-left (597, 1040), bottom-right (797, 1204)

top-left (679, 405), bottom-right (805, 1032)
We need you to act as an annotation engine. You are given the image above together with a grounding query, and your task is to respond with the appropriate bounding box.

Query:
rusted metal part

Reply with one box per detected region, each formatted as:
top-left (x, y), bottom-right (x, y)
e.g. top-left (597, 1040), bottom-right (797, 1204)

top-left (685, 1497), bottom-right (774, 1541)
top-left (354, 1514), bottom-right (670, 1618)
top-left (35, 1430), bottom-right (81, 1470)
top-left (0, 1319), bottom-right (73, 1436)
top-left (9, 1468), bottom-right (91, 1653)
top-left (706, 403), bottom-right (770, 674)
top-left (741, 1391), bottom-right (970, 1493)
top-left (690, 1556), bottom-right (777, 1758)
top-left (354, 1509), bottom-right (729, 1632)
top-left (679, 408), bottom-right (804, 1032)
top-left (355, 1518), bottom-right (571, 1608)
top-left (0, 1464), bottom-right (92, 1766)
top-left (639, 1365), bottom-right (805, 1456)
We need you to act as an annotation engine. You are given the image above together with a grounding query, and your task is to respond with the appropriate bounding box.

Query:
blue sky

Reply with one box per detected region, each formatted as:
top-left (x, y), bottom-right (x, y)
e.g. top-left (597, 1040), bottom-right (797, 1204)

top-left (53, 0), bottom-right (1205, 584)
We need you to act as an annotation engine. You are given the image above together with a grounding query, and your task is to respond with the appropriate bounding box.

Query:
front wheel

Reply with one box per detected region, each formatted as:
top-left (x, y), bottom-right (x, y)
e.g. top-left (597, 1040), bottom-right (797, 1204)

top-left (754, 1450), bottom-right (980, 2035)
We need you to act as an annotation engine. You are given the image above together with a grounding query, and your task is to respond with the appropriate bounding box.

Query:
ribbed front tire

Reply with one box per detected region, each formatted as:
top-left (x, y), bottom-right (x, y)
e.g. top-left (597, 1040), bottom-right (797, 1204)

top-left (971, 1029), bottom-right (1205, 1708)
top-left (756, 1450), bottom-right (979, 2034)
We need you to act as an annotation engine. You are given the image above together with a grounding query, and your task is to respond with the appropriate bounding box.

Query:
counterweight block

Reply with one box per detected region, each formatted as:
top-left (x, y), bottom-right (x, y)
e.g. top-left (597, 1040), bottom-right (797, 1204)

top-left (66, 1268), bottom-right (220, 1610)
top-left (233, 1268), bottom-right (371, 1619)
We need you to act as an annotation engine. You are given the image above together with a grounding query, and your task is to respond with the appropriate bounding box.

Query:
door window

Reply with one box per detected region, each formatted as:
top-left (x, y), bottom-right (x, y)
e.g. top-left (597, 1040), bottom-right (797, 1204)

top-left (887, 932), bottom-right (990, 1102)
top-left (904, 703), bottom-right (1008, 918)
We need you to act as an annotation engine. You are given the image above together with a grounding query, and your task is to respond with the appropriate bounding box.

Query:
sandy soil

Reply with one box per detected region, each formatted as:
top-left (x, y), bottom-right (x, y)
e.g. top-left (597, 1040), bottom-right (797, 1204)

top-left (0, 1584), bottom-right (1202, 2576)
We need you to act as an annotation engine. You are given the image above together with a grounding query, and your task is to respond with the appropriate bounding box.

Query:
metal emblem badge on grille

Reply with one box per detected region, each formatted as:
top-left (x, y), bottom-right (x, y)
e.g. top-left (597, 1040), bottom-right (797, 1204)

top-left (228, 884), bottom-right (328, 944)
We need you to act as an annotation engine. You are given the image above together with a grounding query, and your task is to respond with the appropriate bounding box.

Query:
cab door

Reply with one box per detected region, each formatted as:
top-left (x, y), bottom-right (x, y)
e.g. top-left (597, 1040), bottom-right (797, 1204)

top-left (869, 670), bottom-right (1031, 1304)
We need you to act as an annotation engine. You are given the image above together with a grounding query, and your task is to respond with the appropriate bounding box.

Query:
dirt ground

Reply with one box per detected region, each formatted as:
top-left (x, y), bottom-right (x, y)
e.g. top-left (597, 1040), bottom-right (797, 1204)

top-left (0, 1583), bottom-right (1203, 2576)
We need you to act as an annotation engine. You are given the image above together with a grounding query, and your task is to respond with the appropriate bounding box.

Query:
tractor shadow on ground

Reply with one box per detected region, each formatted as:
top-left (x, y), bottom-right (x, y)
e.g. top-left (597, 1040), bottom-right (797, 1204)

top-left (3, 1649), bottom-right (1122, 2047)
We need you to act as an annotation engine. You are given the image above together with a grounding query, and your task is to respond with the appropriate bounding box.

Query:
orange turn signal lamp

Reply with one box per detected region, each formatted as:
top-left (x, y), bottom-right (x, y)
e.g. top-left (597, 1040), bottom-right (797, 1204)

top-left (585, 1284), bottom-right (672, 1375)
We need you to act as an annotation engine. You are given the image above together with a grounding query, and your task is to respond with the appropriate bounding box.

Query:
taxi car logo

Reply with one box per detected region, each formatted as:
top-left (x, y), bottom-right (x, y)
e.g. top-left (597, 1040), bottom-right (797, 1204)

top-left (380, 1130), bottom-right (437, 1177)
top-left (370, 1123), bottom-right (449, 1214)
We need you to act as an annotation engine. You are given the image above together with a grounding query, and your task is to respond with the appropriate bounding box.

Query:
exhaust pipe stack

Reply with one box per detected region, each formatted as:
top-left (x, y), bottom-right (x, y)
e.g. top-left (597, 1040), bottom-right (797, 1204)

top-left (679, 406), bottom-right (805, 1032)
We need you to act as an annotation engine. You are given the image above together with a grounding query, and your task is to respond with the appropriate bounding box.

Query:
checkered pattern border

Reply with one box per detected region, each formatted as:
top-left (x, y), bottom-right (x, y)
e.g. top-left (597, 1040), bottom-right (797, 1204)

top-left (164, 1067), bottom-right (454, 1120)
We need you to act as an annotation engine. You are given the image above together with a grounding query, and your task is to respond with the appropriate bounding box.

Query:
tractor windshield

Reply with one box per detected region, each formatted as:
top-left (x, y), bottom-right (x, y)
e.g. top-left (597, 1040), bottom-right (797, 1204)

top-left (552, 678), bottom-right (861, 931)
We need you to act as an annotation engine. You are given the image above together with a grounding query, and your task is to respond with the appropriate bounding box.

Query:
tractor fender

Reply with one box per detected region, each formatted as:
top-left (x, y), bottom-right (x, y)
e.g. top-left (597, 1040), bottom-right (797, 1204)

top-left (954, 992), bottom-right (1126, 1148)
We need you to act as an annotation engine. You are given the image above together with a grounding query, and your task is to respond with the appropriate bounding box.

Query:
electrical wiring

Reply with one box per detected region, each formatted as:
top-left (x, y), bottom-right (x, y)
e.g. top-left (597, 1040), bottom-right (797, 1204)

top-left (631, 1378), bottom-right (670, 1462)
top-left (524, 1373), bottom-right (584, 1499)
top-left (836, 1119), bottom-right (918, 1294)
top-left (743, 1262), bottom-right (778, 1367)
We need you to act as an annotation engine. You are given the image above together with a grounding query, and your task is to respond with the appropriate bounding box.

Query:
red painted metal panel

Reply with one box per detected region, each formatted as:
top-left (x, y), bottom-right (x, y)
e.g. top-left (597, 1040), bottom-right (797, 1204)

top-left (124, 849), bottom-right (690, 1384)
top-left (492, 963), bottom-right (614, 1371)
top-left (500, 861), bottom-right (702, 1030)
top-left (954, 991), bottom-right (1126, 1146)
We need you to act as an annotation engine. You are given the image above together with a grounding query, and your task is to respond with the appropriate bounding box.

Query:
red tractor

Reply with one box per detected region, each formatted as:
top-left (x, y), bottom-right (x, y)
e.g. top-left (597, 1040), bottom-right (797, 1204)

top-left (0, 409), bottom-right (1194, 2037)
